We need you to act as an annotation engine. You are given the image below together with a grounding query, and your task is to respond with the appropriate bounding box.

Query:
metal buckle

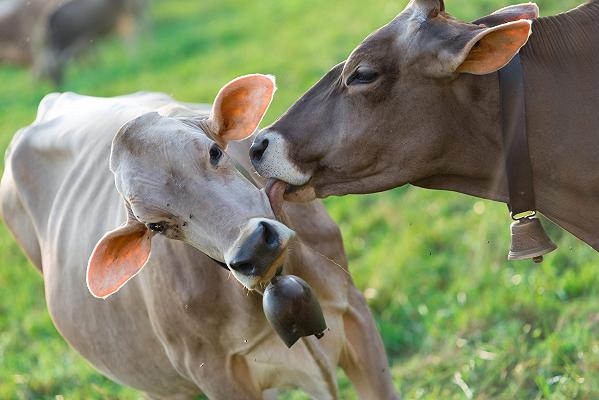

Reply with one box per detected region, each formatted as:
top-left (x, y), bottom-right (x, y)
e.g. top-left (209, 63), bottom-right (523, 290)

top-left (510, 210), bottom-right (536, 221)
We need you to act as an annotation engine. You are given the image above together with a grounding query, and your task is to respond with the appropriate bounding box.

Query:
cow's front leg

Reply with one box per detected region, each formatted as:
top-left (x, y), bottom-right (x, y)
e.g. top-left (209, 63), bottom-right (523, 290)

top-left (339, 285), bottom-right (400, 400)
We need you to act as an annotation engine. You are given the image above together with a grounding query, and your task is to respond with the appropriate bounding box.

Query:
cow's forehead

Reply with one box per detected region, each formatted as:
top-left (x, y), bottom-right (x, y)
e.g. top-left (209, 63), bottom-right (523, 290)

top-left (139, 115), bottom-right (209, 149)
top-left (348, 28), bottom-right (395, 63)
top-left (346, 10), bottom-right (418, 70)
top-left (116, 114), bottom-right (212, 166)
top-left (111, 113), bottom-right (220, 200)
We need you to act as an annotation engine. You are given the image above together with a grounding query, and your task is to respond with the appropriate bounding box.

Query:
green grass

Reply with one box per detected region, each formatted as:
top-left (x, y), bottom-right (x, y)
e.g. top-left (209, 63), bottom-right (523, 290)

top-left (1, 0), bottom-right (597, 398)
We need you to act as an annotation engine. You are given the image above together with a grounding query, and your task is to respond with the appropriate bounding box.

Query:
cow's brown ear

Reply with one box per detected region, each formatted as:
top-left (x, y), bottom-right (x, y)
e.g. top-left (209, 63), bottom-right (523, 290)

top-left (210, 74), bottom-right (276, 143)
top-left (86, 220), bottom-right (154, 299)
top-left (455, 20), bottom-right (532, 75)
top-left (472, 3), bottom-right (539, 27)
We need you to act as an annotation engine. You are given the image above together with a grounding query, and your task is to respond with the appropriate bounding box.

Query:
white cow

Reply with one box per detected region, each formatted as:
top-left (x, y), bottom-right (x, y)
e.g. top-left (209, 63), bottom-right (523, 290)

top-left (0, 75), bottom-right (399, 399)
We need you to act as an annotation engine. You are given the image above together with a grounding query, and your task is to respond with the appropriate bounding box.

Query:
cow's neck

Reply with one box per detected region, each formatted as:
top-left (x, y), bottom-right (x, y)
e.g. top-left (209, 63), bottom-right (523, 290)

top-left (414, 3), bottom-right (599, 251)
top-left (412, 71), bottom-right (507, 204)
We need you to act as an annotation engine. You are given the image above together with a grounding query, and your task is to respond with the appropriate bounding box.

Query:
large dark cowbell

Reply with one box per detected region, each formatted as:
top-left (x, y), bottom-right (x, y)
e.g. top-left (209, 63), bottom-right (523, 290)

top-left (508, 217), bottom-right (557, 263)
top-left (262, 275), bottom-right (327, 348)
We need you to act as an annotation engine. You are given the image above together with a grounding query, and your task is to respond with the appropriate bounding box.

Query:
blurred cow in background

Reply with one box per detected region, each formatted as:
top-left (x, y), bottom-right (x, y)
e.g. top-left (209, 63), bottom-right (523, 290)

top-left (0, 0), bottom-right (147, 85)
top-left (0, 0), bottom-right (46, 65)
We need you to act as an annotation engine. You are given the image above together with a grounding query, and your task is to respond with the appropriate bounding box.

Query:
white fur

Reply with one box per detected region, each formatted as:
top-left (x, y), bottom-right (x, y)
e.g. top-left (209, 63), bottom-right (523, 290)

top-left (252, 129), bottom-right (311, 186)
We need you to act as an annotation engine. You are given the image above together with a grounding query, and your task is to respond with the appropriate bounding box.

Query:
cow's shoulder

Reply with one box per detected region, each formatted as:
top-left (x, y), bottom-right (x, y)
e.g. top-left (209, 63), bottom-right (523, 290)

top-left (2, 92), bottom-right (127, 219)
top-left (0, 94), bottom-right (63, 269)
top-left (5, 93), bottom-right (82, 183)
top-left (0, 93), bottom-right (74, 253)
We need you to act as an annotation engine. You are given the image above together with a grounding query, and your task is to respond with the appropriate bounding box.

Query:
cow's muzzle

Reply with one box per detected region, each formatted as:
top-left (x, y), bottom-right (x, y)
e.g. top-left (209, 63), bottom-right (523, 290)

top-left (225, 218), bottom-right (295, 289)
top-left (250, 129), bottom-right (312, 187)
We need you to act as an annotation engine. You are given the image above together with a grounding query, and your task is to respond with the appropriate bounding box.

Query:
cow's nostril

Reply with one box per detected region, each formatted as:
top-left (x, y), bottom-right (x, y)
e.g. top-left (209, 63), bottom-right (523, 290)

top-left (250, 138), bottom-right (269, 163)
top-left (259, 221), bottom-right (280, 248)
top-left (229, 260), bottom-right (255, 275)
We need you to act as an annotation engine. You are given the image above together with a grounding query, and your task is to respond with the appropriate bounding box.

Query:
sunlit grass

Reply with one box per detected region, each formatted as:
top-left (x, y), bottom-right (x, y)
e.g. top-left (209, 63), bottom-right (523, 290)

top-left (0, 0), bottom-right (596, 398)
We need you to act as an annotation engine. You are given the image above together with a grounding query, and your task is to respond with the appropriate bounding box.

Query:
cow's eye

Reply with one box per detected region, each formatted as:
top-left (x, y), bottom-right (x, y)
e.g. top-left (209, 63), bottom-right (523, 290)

top-left (346, 66), bottom-right (378, 86)
top-left (209, 143), bottom-right (223, 166)
top-left (147, 222), bottom-right (166, 233)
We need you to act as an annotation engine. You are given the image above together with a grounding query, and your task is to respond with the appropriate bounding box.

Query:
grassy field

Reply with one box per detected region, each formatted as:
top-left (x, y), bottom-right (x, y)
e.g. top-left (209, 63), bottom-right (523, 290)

top-left (1, 0), bottom-right (597, 398)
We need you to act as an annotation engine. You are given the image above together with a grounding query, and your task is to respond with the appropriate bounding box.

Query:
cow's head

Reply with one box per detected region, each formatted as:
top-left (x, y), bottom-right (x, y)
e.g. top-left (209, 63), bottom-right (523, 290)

top-left (86, 75), bottom-right (293, 298)
top-left (248, 1), bottom-right (537, 201)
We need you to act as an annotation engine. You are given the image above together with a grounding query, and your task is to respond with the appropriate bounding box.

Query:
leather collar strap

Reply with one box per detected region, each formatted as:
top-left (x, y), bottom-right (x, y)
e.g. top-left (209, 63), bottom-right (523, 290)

top-left (207, 254), bottom-right (230, 271)
top-left (498, 54), bottom-right (536, 217)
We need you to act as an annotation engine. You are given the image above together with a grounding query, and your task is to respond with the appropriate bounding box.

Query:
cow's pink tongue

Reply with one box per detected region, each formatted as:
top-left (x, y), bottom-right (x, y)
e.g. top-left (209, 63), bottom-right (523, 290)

top-left (266, 179), bottom-right (287, 220)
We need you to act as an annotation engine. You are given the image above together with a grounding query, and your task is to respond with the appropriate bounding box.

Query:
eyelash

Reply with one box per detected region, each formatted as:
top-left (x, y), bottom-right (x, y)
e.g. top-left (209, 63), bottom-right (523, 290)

top-left (346, 67), bottom-right (379, 86)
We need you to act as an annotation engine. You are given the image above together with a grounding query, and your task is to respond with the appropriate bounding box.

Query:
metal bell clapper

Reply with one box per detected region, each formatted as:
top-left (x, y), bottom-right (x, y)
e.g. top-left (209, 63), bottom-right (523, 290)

top-left (508, 212), bottom-right (557, 263)
top-left (262, 274), bottom-right (327, 348)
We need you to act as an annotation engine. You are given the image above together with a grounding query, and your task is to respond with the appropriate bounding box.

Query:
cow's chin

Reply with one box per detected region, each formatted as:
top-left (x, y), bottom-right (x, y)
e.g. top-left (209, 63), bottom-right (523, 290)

top-left (230, 249), bottom-right (288, 291)
top-left (284, 182), bottom-right (316, 202)
top-left (267, 178), bottom-right (316, 206)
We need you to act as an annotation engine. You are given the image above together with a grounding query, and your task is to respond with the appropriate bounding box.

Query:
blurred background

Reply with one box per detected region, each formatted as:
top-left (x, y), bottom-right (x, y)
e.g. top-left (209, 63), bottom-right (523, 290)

top-left (0, 0), bottom-right (597, 398)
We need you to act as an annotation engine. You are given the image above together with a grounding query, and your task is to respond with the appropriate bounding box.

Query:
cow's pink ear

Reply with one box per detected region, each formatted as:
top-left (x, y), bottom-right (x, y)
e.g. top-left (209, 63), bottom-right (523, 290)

top-left (472, 3), bottom-right (539, 27)
top-left (210, 74), bottom-right (276, 143)
top-left (86, 220), bottom-right (153, 299)
top-left (456, 20), bottom-right (532, 75)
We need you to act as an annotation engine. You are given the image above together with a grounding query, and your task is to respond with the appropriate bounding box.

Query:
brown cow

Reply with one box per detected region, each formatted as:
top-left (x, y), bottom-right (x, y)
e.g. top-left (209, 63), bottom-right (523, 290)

top-left (249, 1), bottom-right (599, 251)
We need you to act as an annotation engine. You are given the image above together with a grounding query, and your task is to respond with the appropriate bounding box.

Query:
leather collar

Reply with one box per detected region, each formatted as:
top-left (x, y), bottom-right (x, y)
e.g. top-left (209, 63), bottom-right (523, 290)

top-left (498, 54), bottom-right (536, 218)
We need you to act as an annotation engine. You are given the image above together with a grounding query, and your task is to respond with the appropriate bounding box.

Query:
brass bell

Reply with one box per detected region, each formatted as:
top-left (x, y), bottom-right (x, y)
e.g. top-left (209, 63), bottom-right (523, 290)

top-left (508, 216), bottom-right (557, 263)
